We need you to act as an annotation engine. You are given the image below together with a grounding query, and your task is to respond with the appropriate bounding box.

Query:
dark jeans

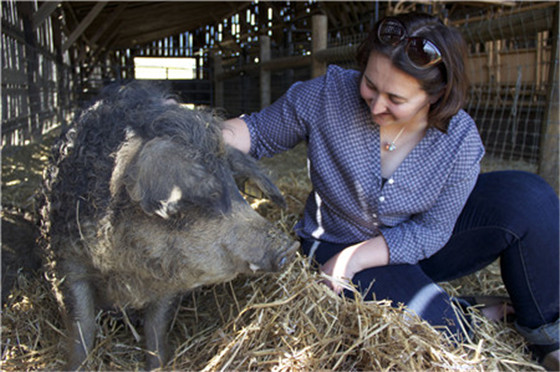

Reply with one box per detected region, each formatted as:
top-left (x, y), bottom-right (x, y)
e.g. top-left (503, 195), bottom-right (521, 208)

top-left (301, 171), bottom-right (559, 346)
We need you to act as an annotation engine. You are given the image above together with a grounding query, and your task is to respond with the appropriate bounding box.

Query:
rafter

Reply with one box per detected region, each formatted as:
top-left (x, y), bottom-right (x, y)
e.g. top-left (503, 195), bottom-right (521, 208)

top-left (62, 1), bottom-right (108, 52)
top-left (77, 3), bottom-right (127, 63)
top-left (32, 1), bottom-right (61, 30)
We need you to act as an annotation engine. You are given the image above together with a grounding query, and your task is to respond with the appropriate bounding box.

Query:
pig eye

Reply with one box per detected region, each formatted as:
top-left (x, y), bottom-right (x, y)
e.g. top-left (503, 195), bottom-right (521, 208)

top-left (124, 137), bottom-right (232, 218)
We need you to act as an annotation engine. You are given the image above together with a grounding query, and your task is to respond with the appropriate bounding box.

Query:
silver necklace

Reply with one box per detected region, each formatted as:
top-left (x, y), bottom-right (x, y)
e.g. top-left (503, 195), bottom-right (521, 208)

top-left (383, 126), bottom-right (406, 152)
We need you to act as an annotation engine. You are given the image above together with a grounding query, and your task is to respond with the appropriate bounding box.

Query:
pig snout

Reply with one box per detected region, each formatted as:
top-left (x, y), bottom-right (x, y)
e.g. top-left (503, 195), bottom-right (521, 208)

top-left (276, 240), bottom-right (300, 269)
top-left (249, 240), bottom-right (299, 273)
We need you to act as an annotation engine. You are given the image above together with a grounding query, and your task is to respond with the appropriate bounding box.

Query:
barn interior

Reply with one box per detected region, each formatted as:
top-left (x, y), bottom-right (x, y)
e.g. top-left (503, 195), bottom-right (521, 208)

top-left (2, 1), bottom-right (559, 370)
top-left (3, 1), bottom-right (558, 191)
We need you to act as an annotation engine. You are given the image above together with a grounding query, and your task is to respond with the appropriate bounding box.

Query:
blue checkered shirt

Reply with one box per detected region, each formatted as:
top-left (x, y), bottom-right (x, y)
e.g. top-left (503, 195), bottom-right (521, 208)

top-left (242, 65), bottom-right (485, 265)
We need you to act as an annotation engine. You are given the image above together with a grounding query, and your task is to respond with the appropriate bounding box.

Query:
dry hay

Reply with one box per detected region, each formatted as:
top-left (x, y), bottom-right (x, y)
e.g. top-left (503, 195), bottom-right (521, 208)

top-left (2, 142), bottom-right (544, 371)
top-left (1, 253), bottom-right (543, 371)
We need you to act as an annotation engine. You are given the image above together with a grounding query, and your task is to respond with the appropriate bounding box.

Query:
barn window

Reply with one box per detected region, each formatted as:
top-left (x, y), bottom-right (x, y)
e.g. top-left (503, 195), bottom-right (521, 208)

top-left (133, 57), bottom-right (197, 80)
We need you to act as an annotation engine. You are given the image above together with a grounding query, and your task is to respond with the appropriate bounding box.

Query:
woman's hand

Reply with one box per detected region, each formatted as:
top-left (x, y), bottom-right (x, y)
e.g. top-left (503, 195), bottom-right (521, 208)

top-left (320, 237), bottom-right (390, 294)
top-left (222, 118), bottom-right (251, 153)
top-left (320, 245), bottom-right (363, 294)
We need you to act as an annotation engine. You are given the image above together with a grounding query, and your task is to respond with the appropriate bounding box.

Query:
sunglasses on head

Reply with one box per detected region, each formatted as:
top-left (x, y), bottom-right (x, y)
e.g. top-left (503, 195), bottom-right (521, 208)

top-left (377, 18), bottom-right (443, 70)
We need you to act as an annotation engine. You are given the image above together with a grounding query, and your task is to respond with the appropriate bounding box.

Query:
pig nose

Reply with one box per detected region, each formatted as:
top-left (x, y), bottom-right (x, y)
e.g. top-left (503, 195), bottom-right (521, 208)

top-left (249, 241), bottom-right (300, 273)
top-left (278, 256), bottom-right (288, 268)
top-left (275, 241), bottom-right (299, 270)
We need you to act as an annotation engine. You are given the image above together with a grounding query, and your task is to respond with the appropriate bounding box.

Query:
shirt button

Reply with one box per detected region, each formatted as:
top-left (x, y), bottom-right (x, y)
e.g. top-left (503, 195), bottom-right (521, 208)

top-left (388, 178), bottom-right (395, 185)
top-left (379, 196), bottom-right (385, 202)
top-left (372, 213), bottom-right (377, 218)
top-left (373, 222), bottom-right (379, 226)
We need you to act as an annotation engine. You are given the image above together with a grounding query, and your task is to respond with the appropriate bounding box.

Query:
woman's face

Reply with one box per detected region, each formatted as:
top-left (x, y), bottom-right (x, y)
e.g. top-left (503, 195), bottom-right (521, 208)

top-left (360, 52), bottom-right (432, 129)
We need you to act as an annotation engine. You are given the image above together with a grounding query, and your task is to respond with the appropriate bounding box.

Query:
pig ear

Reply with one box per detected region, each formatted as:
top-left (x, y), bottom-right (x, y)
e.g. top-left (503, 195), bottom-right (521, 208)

top-left (124, 137), bottom-right (231, 218)
top-left (226, 146), bottom-right (286, 208)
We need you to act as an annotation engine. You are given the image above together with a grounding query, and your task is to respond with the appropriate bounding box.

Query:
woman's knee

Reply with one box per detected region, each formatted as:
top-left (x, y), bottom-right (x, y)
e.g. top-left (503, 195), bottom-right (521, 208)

top-left (477, 171), bottom-right (558, 208)
top-left (468, 171), bottom-right (558, 230)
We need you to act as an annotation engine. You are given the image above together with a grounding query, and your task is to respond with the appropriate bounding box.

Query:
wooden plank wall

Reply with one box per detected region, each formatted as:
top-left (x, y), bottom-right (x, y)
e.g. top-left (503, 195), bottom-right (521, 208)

top-left (2, 0), bottom-right (74, 146)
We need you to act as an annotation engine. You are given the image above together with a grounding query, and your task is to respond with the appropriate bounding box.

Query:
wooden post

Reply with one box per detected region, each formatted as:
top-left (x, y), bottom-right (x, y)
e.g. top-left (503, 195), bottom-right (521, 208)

top-left (538, 3), bottom-right (559, 194)
top-left (536, 31), bottom-right (543, 89)
top-left (312, 14), bottom-right (328, 78)
top-left (495, 40), bottom-right (502, 84)
top-left (213, 52), bottom-right (224, 108)
top-left (260, 35), bottom-right (271, 109)
top-left (486, 41), bottom-right (493, 83)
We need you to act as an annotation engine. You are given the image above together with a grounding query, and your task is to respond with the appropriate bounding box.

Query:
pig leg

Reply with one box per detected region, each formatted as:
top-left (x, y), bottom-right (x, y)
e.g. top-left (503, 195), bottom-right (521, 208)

top-left (144, 295), bottom-right (176, 370)
top-left (64, 279), bottom-right (97, 371)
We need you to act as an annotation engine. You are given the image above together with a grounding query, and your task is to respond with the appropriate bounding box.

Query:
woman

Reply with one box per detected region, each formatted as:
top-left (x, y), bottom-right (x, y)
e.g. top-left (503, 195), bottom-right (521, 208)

top-left (223, 12), bottom-right (559, 368)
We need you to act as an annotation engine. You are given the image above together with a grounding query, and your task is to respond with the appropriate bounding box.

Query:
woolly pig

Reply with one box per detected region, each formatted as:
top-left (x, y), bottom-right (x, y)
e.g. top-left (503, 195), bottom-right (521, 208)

top-left (41, 82), bottom-right (298, 370)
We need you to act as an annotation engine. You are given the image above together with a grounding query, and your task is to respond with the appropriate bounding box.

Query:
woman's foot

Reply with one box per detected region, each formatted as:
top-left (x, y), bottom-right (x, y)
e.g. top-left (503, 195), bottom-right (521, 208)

top-left (480, 302), bottom-right (515, 322)
top-left (459, 295), bottom-right (515, 322)
top-left (529, 344), bottom-right (560, 371)
top-left (541, 348), bottom-right (560, 371)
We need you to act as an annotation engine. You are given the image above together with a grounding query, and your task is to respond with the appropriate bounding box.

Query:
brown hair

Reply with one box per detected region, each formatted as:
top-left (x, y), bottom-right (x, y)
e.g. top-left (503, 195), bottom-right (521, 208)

top-left (356, 12), bottom-right (469, 132)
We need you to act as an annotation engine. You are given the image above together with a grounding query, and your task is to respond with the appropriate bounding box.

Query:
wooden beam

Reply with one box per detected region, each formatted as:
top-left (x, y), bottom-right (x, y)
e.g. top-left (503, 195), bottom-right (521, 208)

top-left (455, 4), bottom-right (554, 44)
top-left (460, 0), bottom-right (517, 7)
top-left (89, 3), bottom-right (127, 46)
top-left (62, 1), bottom-right (107, 52)
top-left (32, 1), bottom-right (61, 29)
top-left (538, 3), bottom-right (559, 193)
top-left (452, 2), bottom-right (554, 27)
top-left (117, 2), bottom-right (248, 32)
top-left (216, 54), bottom-right (311, 81)
top-left (76, 3), bottom-right (127, 64)
top-left (120, 25), bottom-right (202, 48)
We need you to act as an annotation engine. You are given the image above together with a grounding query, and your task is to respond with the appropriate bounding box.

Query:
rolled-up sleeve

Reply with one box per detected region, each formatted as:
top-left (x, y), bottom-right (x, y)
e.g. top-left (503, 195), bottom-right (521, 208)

top-left (241, 77), bottom-right (326, 159)
top-left (379, 133), bottom-right (484, 265)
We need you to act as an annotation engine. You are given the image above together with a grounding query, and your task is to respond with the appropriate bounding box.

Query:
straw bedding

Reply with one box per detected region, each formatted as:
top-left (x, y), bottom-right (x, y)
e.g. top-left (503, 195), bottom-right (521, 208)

top-left (2, 141), bottom-right (544, 371)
